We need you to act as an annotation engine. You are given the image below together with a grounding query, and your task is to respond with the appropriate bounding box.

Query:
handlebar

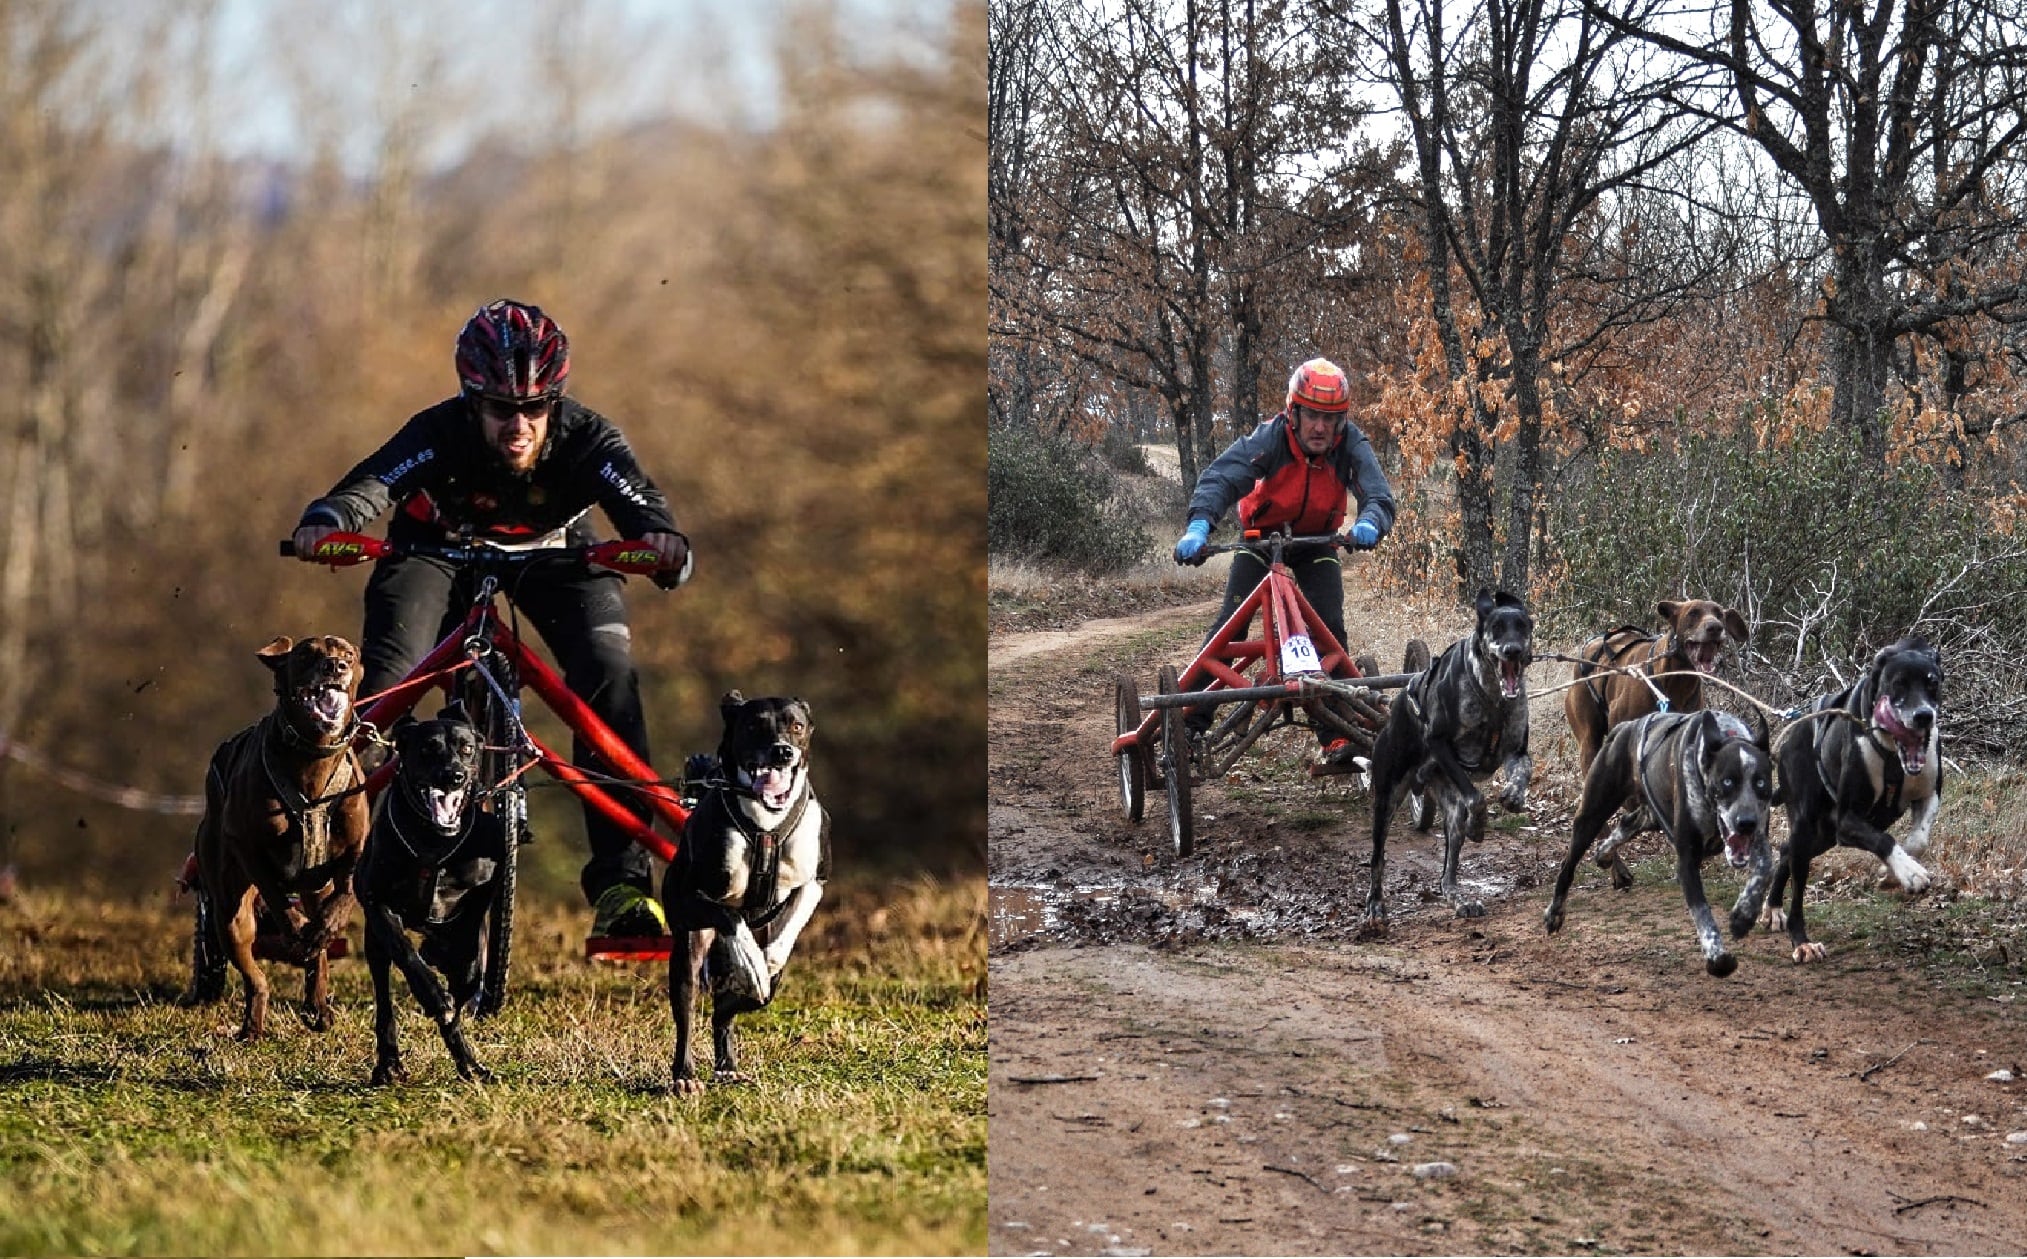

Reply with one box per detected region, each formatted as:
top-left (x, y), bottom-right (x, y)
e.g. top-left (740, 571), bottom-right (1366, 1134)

top-left (281, 531), bottom-right (670, 576)
top-left (1201, 531), bottom-right (1364, 559)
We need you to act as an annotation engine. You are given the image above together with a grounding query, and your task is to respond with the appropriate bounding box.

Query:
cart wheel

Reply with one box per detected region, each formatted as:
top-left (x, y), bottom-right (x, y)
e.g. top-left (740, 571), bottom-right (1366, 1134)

top-left (1354, 653), bottom-right (1379, 680)
top-left (1403, 638), bottom-right (1431, 673)
top-left (1156, 665), bottom-right (1194, 858)
top-left (1115, 675), bottom-right (1146, 822)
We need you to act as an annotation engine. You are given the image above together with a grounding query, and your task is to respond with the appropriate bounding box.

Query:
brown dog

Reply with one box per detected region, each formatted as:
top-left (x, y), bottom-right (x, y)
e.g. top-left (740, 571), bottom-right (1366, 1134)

top-left (181, 635), bottom-right (369, 1040)
top-left (1564, 600), bottom-right (1749, 772)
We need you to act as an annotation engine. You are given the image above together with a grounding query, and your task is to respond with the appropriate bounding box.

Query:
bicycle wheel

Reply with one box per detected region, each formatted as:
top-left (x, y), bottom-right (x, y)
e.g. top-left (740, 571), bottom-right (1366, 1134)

top-left (1156, 665), bottom-right (1194, 858)
top-left (1115, 675), bottom-right (1146, 822)
top-left (462, 661), bottom-right (522, 1020)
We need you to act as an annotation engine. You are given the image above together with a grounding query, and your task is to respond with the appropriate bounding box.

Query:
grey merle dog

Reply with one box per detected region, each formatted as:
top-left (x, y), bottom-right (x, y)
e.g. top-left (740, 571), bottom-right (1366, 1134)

top-left (1359, 589), bottom-right (1533, 936)
top-left (1545, 709), bottom-right (1775, 976)
top-left (1768, 637), bottom-right (1942, 962)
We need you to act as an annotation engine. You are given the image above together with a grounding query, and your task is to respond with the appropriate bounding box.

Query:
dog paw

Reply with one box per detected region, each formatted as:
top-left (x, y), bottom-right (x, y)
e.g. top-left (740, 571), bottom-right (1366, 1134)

top-left (673, 1076), bottom-right (707, 1097)
top-left (370, 1060), bottom-right (408, 1087)
top-left (1791, 942), bottom-right (1827, 964)
top-left (1498, 788), bottom-right (1527, 814)
top-left (713, 1070), bottom-right (755, 1087)
top-left (1608, 856), bottom-right (1634, 891)
top-left (1543, 905), bottom-right (1565, 934)
top-left (1729, 910), bottom-right (1756, 940)
top-left (1764, 906), bottom-right (1788, 932)
top-left (458, 1061), bottom-right (494, 1085)
top-left (1705, 952), bottom-right (1737, 979)
top-left (1453, 900), bottom-right (1486, 920)
top-left (1353, 912), bottom-right (1389, 941)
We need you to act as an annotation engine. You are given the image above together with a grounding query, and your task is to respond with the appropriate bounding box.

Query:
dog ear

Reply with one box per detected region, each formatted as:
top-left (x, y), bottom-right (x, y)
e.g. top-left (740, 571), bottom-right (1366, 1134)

top-left (1656, 600), bottom-right (1682, 626)
top-left (255, 636), bottom-right (295, 674)
top-left (1722, 607), bottom-right (1749, 644)
top-left (1695, 710), bottom-right (1725, 769)
top-left (436, 699), bottom-right (470, 726)
top-left (1494, 589), bottom-right (1526, 611)
top-left (719, 691), bottom-right (746, 726)
top-left (1473, 588), bottom-right (1494, 624)
top-left (390, 713), bottom-right (419, 752)
top-left (1750, 706), bottom-right (1770, 750)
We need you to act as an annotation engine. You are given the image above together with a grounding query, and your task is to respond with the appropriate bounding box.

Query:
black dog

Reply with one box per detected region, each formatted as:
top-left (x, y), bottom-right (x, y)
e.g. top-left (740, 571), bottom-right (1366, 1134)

top-left (1545, 710), bottom-right (1775, 976)
top-left (663, 692), bottom-right (829, 1094)
top-left (356, 707), bottom-right (504, 1085)
top-left (1360, 589), bottom-right (1533, 936)
top-left (1768, 637), bottom-right (1942, 962)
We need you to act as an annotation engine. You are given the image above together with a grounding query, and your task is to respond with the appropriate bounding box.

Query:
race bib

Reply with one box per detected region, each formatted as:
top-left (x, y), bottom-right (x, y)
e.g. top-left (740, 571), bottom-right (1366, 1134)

top-left (1280, 633), bottom-right (1321, 676)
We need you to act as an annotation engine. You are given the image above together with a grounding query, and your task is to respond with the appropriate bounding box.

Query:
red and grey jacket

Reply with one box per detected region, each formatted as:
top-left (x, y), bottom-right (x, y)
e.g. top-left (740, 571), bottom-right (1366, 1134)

top-left (1186, 412), bottom-right (1395, 539)
top-left (296, 396), bottom-right (678, 546)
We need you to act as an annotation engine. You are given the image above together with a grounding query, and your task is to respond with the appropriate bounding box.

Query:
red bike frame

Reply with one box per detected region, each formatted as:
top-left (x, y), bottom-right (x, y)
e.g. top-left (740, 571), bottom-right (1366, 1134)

top-left (1111, 533), bottom-right (1360, 755)
top-left (354, 605), bottom-right (689, 863)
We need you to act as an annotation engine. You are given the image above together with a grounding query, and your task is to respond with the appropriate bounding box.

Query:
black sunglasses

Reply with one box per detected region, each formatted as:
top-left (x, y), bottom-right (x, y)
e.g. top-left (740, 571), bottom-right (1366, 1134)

top-left (477, 395), bottom-right (556, 417)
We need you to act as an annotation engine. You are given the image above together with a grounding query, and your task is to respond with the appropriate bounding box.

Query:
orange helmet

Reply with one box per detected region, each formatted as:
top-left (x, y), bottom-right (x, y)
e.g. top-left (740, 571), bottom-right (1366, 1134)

top-left (1286, 358), bottom-right (1351, 414)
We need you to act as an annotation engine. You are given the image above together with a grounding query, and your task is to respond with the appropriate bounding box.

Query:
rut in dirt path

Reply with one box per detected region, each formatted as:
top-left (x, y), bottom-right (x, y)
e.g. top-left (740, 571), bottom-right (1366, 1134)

top-left (989, 594), bottom-right (2027, 1257)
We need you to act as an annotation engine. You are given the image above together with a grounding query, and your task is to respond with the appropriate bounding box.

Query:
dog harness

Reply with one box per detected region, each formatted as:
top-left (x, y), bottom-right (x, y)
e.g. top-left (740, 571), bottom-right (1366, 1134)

top-left (381, 798), bottom-right (483, 925)
top-left (698, 782), bottom-right (831, 936)
top-left (249, 714), bottom-right (365, 875)
top-left (1577, 626), bottom-right (1680, 717)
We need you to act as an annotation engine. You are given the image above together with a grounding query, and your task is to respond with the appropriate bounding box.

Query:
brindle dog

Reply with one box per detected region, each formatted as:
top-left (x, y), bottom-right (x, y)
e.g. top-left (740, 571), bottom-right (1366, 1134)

top-left (1360, 590), bottom-right (1533, 936)
top-left (181, 636), bottom-right (368, 1040)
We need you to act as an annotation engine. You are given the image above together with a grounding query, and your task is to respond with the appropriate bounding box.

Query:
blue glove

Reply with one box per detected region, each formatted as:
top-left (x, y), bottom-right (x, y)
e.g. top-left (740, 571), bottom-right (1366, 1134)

top-left (1173, 519), bottom-right (1211, 565)
top-left (1350, 520), bottom-right (1380, 550)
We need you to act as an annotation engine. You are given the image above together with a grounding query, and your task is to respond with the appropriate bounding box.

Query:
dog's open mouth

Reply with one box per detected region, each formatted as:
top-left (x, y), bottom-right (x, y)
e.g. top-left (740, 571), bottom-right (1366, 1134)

top-left (1724, 831), bottom-right (1754, 869)
top-left (1498, 658), bottom-right (1524, 699)
top-left (1689, 639), bottom-right (1723, 673)
top-left (749, 766), bottom-right (797, 810)
top-left (301, 685), bottom-right (352, 734)
top-left (423, 784), bottom-right (467, 830)
top-left (1873, 697), bottom-right (1928, 774)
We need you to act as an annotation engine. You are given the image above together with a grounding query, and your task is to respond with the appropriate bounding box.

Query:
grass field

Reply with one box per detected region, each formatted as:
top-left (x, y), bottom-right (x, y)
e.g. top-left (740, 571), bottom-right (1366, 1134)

top-left (0, 877), bottom-right (985, 1256)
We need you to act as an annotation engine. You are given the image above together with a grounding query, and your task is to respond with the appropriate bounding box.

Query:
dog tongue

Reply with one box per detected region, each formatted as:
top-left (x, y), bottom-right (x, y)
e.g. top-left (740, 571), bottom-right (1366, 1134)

top-left (308, 687), bottom-right (349, 729)
top-left (425, 786), bottom-right (466, 830)
top-left (1725, 832), bottom-right (1752, 869)
top-left (1693, 643), bottom-right (1720, 673)
top-left (753, 767), bottom-right (792, 806)
top-left (1873, 697), bottom-right (1926, 772)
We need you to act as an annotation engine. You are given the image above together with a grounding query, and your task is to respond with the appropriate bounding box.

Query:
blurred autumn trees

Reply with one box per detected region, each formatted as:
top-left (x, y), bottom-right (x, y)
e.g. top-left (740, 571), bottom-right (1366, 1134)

top-left (991, 0), bottom-right (2027, 603)
top-left (0, 0), bottom-right (984, 892)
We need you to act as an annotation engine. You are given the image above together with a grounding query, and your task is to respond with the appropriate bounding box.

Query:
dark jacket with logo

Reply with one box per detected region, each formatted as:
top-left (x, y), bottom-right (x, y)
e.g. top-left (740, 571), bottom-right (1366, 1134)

top-left (296, 397), bottom-right (677, 544)
top-left (1186, 413), bottom-right (1395, 539)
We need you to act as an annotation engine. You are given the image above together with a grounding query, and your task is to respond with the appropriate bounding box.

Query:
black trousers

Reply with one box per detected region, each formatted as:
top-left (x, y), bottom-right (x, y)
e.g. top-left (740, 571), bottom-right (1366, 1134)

top-left (361, 555), bottom-right (655, 906)
top-left (1186, 547), bottom-right (1346, 741)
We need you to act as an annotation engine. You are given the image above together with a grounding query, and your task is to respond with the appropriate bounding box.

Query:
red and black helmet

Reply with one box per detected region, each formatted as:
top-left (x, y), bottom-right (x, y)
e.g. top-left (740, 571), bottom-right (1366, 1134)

top-left (1286, 357), bottom-right (1352, 414)
top-left (455, 299), bottom-right (570, 403)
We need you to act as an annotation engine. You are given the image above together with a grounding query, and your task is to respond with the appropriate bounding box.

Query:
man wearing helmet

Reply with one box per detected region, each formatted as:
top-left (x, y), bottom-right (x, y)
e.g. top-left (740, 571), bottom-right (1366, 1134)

top-left (291, 299), bottom-right (688, 939)
top-left (1173, 357), bottom-right (1396, 762)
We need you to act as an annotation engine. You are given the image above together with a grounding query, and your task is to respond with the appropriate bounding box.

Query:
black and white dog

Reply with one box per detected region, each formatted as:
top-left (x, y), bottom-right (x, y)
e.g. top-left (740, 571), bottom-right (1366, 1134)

top-left (356, 706), bottom-right (504, 1085)
top-left (1545, 710), bottom-right (1775, 976)
top-left (1359, 589), bottom-right (1533, 936)
top-left (1768, 637), bottom-right (1943, 962)
top-left (663, 692), bottom-right (829, 1094)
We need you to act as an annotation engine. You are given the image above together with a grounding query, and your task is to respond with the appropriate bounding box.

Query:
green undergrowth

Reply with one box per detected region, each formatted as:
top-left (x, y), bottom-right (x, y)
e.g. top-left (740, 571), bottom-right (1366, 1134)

top-left (0, 880), bottom-right (985, 1256)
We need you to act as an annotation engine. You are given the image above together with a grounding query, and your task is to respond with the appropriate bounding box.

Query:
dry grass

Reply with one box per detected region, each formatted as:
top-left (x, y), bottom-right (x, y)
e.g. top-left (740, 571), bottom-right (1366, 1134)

top-left (0, 879), bottom-right (985, 1256)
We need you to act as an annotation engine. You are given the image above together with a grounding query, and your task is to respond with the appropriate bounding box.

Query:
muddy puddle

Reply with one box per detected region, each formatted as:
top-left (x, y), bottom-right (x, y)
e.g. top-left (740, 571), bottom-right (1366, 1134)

top-left (991, 838), bottom-right (1547, 951)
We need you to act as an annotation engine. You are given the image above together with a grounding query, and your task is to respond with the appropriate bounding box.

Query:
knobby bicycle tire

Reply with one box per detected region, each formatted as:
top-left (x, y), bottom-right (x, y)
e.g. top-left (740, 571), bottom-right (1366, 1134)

top-left (462, 659), bottom-right (523, 1020)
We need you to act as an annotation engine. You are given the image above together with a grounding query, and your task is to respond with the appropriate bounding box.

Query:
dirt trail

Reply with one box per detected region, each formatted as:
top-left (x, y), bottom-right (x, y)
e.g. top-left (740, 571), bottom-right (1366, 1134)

top-left (988, 596), bottom-right (2027, 1256)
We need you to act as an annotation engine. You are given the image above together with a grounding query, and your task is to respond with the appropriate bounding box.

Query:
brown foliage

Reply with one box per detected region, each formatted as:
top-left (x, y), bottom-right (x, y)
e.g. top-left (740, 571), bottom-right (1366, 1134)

top-left (0, 0), bottom-right (984, 893)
